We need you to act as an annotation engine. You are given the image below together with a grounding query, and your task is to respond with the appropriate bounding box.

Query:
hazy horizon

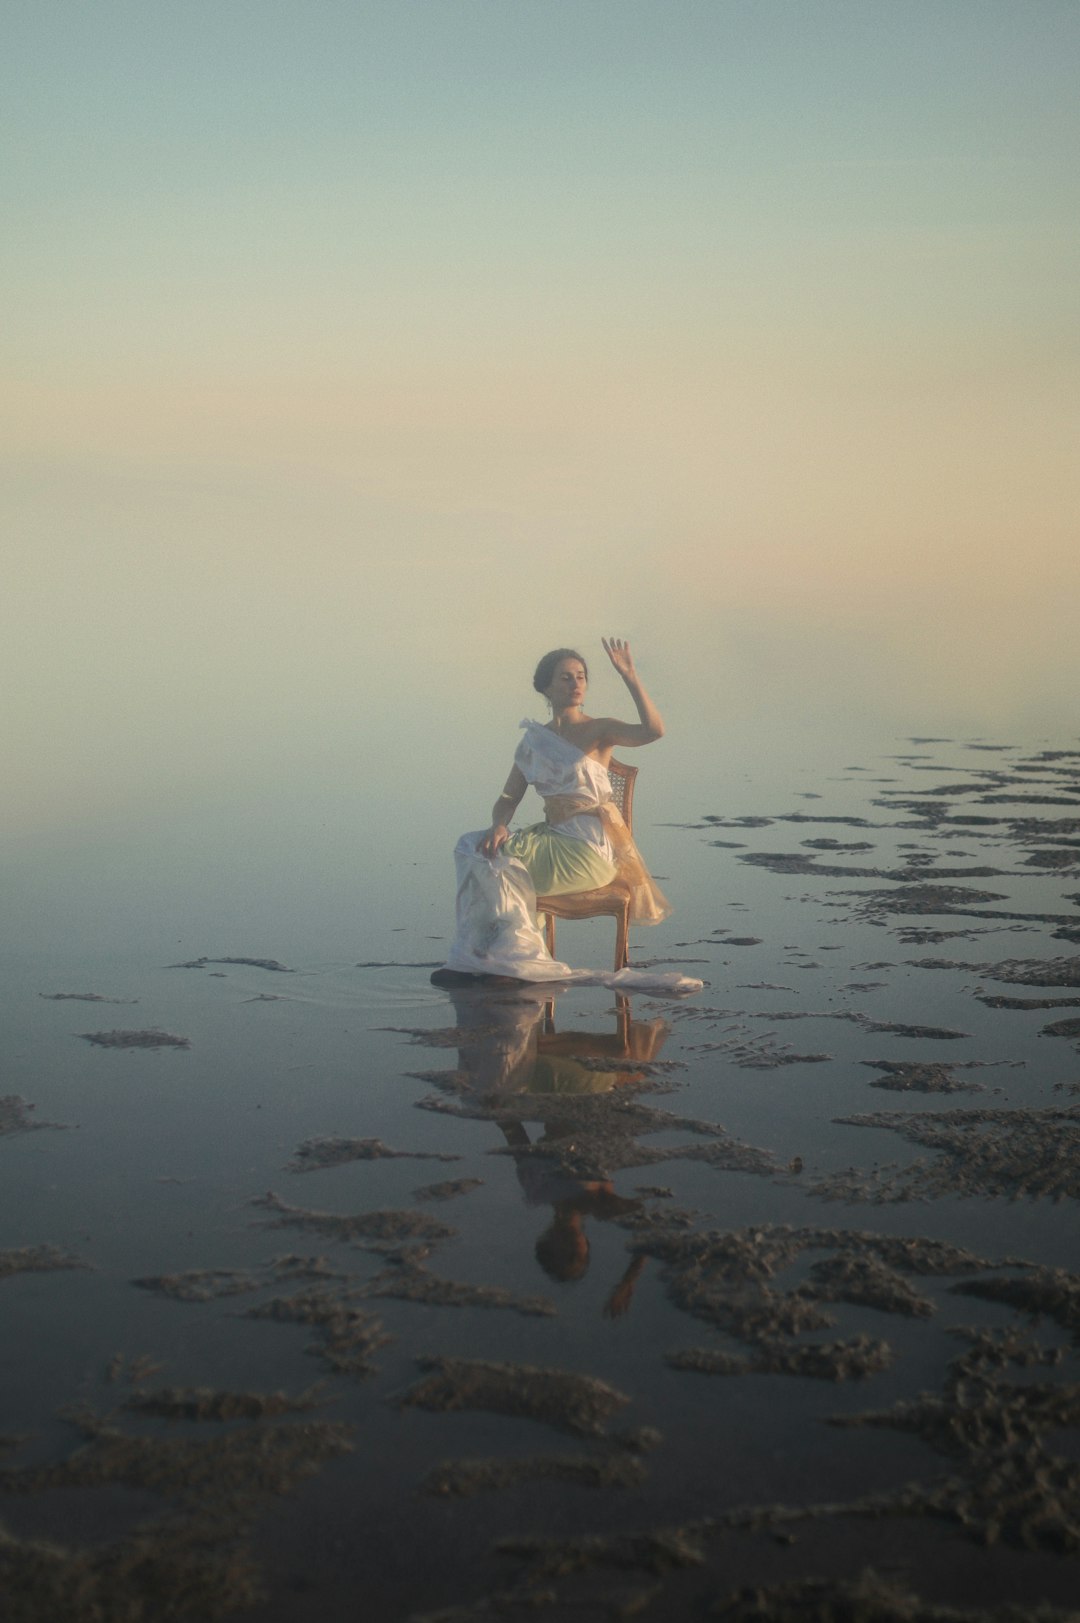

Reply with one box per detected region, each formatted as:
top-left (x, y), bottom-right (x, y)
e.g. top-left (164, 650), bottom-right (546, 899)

top-left (5, 1), bottom-right (1079, 847)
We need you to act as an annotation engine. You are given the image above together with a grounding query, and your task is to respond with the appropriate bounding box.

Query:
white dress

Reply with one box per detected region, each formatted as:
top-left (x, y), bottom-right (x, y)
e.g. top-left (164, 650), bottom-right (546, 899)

top-left (440, 720), bottom-right (702, 994)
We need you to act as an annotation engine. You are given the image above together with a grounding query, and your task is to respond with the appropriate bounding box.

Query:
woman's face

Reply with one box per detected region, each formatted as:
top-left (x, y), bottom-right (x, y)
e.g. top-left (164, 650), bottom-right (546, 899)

top-left (545, 658), bottom-right (588, 709)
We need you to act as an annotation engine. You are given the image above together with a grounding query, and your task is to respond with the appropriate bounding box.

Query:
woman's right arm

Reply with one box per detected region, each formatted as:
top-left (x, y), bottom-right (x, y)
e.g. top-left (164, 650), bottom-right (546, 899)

top-left (479, 763), bottom-right (528, 856)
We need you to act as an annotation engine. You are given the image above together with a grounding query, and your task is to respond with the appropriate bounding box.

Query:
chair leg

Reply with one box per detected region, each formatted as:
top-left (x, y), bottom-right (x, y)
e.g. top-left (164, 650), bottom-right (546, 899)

top-left (614, 909), bottom-right (629, 972)
top-left (544, 913), bottom-right (556, 957)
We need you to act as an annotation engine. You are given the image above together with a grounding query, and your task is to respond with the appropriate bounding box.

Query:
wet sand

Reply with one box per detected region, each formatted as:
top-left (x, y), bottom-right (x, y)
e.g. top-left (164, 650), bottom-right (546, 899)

top-left (3, 738), bottom-right (1080, 1620)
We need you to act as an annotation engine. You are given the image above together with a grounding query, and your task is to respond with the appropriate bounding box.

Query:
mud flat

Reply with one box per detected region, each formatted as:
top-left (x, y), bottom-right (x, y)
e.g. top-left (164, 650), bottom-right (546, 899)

top-left (4, 737), bottom-right (1080, 1619)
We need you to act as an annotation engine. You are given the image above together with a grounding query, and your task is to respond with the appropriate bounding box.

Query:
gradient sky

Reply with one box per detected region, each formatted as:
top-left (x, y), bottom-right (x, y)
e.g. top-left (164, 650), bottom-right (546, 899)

top-left (4, 1), bottom-right (1079, 842)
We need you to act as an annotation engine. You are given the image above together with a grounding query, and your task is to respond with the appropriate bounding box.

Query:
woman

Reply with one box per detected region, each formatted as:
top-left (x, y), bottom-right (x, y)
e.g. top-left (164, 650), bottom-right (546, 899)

top-left (435, 639), bottom-right (700, 991)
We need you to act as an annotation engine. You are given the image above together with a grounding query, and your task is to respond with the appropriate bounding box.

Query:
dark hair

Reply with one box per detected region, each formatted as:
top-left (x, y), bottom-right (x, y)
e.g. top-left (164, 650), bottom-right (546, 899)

top-left (534, 1217), bottom-right (590, 1282)
top-left (532, 647), bottom-right (588, 695)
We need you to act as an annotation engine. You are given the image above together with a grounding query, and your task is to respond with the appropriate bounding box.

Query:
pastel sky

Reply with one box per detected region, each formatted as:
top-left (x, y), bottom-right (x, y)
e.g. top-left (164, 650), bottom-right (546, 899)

top-left (4, 1), bottom-right (1079, 841)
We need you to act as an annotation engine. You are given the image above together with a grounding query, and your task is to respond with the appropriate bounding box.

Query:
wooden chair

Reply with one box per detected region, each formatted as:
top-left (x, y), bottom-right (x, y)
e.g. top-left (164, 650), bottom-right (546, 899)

top-left (537, 759), bottom-right (637, 971)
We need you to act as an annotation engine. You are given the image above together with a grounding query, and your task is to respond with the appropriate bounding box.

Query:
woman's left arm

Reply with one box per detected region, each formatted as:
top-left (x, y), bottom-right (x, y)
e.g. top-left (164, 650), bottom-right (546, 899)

top-left (599, 637), bottom-right (665, 748)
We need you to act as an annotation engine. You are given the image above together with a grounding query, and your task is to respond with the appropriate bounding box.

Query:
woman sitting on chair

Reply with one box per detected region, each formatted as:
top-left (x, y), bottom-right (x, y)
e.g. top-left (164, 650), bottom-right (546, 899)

top-left (434, 638), bottom-right (677, 987)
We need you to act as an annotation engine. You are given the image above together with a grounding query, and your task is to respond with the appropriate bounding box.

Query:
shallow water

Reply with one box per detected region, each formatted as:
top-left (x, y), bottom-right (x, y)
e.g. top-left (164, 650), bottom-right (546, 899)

top-left (3, 734), bottom-right (1080, 1620)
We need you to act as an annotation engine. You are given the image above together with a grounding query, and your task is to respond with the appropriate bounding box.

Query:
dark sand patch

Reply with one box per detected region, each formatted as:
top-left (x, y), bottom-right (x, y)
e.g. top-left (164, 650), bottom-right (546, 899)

top-left (977, 994), bottom-right (1080, 1009)
top-left (951, 1267), bottom-right (1080, 1344)
top-left (632, 1224), bottom-right (998, 1357)
top-left (863, 1061), bottom-right (984, 1095)
top-left (287, 1136), bottom-right (461, 1172)
top-left (667, 1334), bottom-right (893, 1381)
top-left (736, 849), bottom-right (1006, 885)
top-left (704, 815), bottom-right (775, 828)
top-left (133, 1269), bottom-right (263, 1302)
top-left (79, 1029), bottom-right (190, 1050)
top-left (620, 1205), bottom-right (703, 1237)
top-left (0, 1245), bottom-right (87, 1281)
top-left (897, 926), bottom-right (1017, 945)
top-left (773, 813), bottom-right (877, 827)
top-left (420, 1450), bottom-right (648, 1497)
top-left (801, 839), bottom-right (876, 851)
top-left (830, 1326), bottom-right (1080, 1551)
top-left (736, 852), bottom-right (856, 877)
top-left (394, 1357), bottom-right (630, 1438)
top-left (983, 957), bottom-right (1080, 988)
top-left (1022, 850), bottom-right (1080, 869)
top-left (132, 1256), bottom-right (344, 1307)
top-left (365, 1262), bottom-right (555, 1319)
top-left (660, 1024), bottom-right (834, 1068)
top-left (813, 1105), bottom-right (1080, 1203)
top-left (657, 1141), bottom-right (779, 1171)
top-left (105, 1353), bottom-right (166, 1385)
top-left (124, 1386), bottom-right (325, 1421)
top-left (856, 886), bottom-right (1010, 916)
top-left (558, 1054), bottom-right (683, 1075)
top-left (457, 1328), bottom-right (1080, 1615)
top-left (39, 992), bottom-right (137, 1003)
top-left (864, 1025), bottom-right (974, 1038)
top-left (268, 1253), bottom-right (344, 1281)
top-left (709, 1568), bottom-right (1075, 1622)
top-left (980, 793), bottom-right (1080, 806)
top-left (0, 1409), bottom-right (353, 1620)
top-left (0, 1516), bottom-right (264, 1622)
top-left (1040, 1017), bottom-right (1080, 1040)
top-left (0, 1096), bottom-right (68, 1136)
top-left (168, 956), bottom-right (293, 972)
top-left (251, 1191), bottom-right (456, 1245)
top-left (248, 1286), bottom-right (391, 1376)
top-left (412, 1177), bottom-right (484, 1203)
top-left (802, 1254), bottom-right (934, 1317)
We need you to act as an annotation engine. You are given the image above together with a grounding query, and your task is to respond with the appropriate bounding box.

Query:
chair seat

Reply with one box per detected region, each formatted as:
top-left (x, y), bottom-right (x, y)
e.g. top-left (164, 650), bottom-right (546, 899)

top-left (536, 883), bottom-right (632, 969)
top-left (537, 883), bottom-right (631, 919)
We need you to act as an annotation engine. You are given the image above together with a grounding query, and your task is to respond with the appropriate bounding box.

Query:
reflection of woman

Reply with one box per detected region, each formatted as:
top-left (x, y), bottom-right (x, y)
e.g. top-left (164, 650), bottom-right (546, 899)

top-left (432, 985), bottom-right (667, 1314)
top-left (493, 994), bottom-right (667, 1317)
top-left (517, 1156), bottom-right (647, 1318)
top-left (435, 639), bottom-right (693, 988)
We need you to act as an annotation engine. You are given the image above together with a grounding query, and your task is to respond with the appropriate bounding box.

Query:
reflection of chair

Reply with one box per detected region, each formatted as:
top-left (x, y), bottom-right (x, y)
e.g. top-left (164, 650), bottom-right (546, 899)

top-left (537, 760), bottom-right (637, 971)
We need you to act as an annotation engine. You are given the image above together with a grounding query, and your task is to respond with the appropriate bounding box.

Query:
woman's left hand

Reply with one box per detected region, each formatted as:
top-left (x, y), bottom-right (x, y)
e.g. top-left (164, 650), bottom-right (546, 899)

top-left (602, 636), bottom-right (636, 682)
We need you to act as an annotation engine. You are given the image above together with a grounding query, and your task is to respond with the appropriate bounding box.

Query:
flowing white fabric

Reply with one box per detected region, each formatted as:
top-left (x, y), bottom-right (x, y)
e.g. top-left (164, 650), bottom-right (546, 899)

top-left (440, 720), bottom-right (703, 994)
top-left (513, 720), bottom-right (614, 833)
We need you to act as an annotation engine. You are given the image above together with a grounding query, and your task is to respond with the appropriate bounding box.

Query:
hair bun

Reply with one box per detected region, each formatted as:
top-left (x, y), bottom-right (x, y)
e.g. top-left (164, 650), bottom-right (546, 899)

top-left (533, 647), bottom-right (588, 694)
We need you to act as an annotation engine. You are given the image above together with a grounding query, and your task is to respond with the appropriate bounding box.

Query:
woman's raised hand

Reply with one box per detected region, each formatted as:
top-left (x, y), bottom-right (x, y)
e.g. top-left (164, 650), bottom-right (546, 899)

top-left (602, 636), bottom-right (636, 682)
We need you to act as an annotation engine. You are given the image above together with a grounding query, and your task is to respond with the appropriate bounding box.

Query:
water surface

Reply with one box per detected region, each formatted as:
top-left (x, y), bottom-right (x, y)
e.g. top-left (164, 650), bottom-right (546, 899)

top-left (3, 733), bottom-right (1079, 1620)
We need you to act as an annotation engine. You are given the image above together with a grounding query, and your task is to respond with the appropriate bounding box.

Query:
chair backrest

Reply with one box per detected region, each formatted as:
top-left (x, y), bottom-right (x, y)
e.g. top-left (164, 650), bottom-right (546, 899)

top-left (607, 759), bottom-right (637, 834)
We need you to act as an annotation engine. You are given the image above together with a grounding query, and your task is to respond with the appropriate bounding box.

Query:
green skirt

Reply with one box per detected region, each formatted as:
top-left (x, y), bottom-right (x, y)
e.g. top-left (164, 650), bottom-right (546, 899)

top-left (504, 823), bottom-right (617, 898)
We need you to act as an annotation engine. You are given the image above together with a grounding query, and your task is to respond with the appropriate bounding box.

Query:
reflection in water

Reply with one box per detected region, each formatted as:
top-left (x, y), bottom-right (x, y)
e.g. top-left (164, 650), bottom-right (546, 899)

top-left (442, 986), bottom-right (671, 1315)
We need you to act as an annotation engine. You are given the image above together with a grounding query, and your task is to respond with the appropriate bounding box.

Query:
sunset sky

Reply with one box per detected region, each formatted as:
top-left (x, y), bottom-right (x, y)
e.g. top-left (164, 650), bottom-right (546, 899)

top-left (4, 1), bottom-right (1079, 843)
